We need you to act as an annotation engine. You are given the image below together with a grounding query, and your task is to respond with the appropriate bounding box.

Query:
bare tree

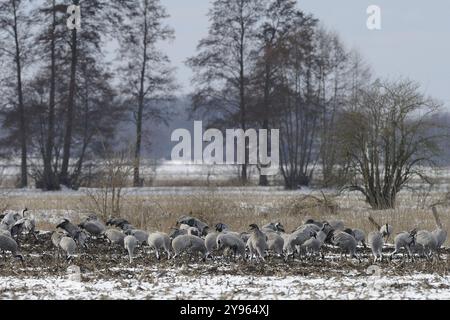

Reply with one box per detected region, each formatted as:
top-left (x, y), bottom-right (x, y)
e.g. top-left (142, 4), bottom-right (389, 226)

top-left (118, 0), bottom-right (176, 187)
top-left (0, 0), bottom-right (30, 187)
top-left (85, 148), bottom-right (133, 218)
top-left (337, 79), bottom-right (443, 209)
top-left (30, 0), bottom-right (135, 190)
top-left (187, 0), bottom-right (265, 184)
top-left (251, 0), bottom-right (302, 186)
top-left (273, 15), bottom-right (319, 189)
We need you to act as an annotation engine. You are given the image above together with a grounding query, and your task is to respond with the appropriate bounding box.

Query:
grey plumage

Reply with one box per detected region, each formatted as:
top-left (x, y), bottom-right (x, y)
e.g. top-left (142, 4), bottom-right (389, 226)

top-left (432, 228), bottom-right (447, 249)
top-left (415, 230), bottom-right (437, 258)
top-left (106, 218), bottom-right (134, 231)
top-left (10, 218), bottom-right (37, 239)
top-left (59, 236), bottom-right (77, 260)
top-left (379, 224), bottom-right (393, 242)
top-left (328, 220), bottom-right (345, 231)
top-left (79, 219), bottom-right (106, 237)
top-left (296, 224), bottom-right (321, 234)
top-left (51, 231), bottom-right (65, 249)
top-left (106, 217), bottom-right (129, 226)
top-left (265, 231), bottom-right (284, 256)
top-left (0, 228), bottom-right (11, 237)
top-left (204, 231), bottom-right (219, 257)
top-left (169, 227), bottom-right (186, 239)
top-left (352, 229), bottom-right (367, 248)
top-left (171, 226), bottom-right (203, 238)
top-left (368, 231), bottom-right (384, 262)
top-left (216, 233), bottom-right (246, 259)
top-left (176, 216), bottom-right (209, 236)
top-left (147, 232), bottom-right (171, 260)
top-left (0, 234), bottom-right (24, 264)
top-left (304, 219), bottom-right (323, 228)
top-left (431, 207), bottom-right (447, 249)
top-left (284, 229), bottom-right (311, 258)
top-left (301, 232), bottom-right (323, 258)
top-left (56, 218), bottom-right (88, 247)
top-left (56, 218), bottom-right (80, 239)
top-left (105, 229), bottom-right (126, 246)
top-left (124, 235), bottom-right (138, 263)
top-left (185, 226), bottom-right (201, 237)
top-left (239, 232), bottom-right (250, 243)
top-left (262, 222), bottom-right (285, 233)
top-left (179, 223), bottom-right (199, 232)
top-left (248, 224), bottom-right (268, 261)
top-left (390, 230), bottom-right (416, 260)
top-left (332, 231), bottom-right (360, 262)
top-left (1, 209), bottom-right (25, 230)
top-left (215, 223), bottom-right (229, 232)
top-left (125, 229), bottom-right (149, 245)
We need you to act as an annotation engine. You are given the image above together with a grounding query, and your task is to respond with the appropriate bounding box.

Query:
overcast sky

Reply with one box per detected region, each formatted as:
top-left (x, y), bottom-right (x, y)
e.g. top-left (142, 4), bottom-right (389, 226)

top-left (161, 0), bottom-right (450, 107)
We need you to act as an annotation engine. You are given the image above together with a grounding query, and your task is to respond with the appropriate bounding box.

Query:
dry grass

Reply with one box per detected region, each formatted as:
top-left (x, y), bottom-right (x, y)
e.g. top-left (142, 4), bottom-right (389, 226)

top-left (1, 186), bottom-right (449, 246)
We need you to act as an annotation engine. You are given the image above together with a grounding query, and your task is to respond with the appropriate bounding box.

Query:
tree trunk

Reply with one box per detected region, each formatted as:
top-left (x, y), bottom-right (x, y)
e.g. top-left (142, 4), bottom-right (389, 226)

top-left (133, 4), bottom-right (148, 188)
top-left (71, 79), bottom-right (91, 189)
top-left (259, 54), bottom-right (271, 187)
top-left (258, 119), bottom-right (269, 186)
top-left (239, 19), bottom-right (247, 185)
top-left (133, 95), bottom-right (144, 187)
top-left (12, 0), bottom-right (27, 188)
top-left (60, 26), bottom-right (78, 187)
top-left (43, 0), bottom-right (58, 190)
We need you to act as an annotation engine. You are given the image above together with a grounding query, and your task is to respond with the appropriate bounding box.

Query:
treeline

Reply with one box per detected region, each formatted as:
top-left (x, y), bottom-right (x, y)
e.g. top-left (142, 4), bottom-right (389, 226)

top-left (0, 0), bottom-right (446, 210)
top-left (0, 0), bottom-right (176, 190)
top-left (187, 0), bottom-right (445, 209)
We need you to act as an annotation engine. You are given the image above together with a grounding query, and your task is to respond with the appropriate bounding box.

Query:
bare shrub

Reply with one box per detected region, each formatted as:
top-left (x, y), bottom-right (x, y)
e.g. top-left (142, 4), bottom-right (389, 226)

top-left (84, 149), bottom-right (133, 220)
top-left (283, 192), bottom-right (339, 216)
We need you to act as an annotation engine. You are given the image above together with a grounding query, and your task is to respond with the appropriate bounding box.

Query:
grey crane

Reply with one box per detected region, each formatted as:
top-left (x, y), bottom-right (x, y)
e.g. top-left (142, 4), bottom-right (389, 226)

top-left (124, 229), bottom-right (149, 245)
top-left (301, 232), bottom-right (324, 259)
top-left (0, 234), bottom-right (24, 265)
top-left (284, 229), bottom-right (312, 260)
top-left (106, 218), bottom-right (134, 231)
top-left (415, 230), bottom-right (437, 259)
top-left (262, 222), bottom-right (285, 233)
top-left (176, 215), bottom-right (209, 236)
top-left (368, 231), bottom-right (384, 262)
top-left (105, 229), bottom-right (126, 246)
top-left (331, 231), bottom-right (360, 262)
top-left (147, 232), bottom-right (171, 260)
top-left (204, 231), bottom-right (219, 258)
top-left (172, 234), bottom-right (207, 261)
top-left (215, 223), bottom-right (230, 232)
top-left (59, 236), bottom-right (77, 261)
top-left (79, 219), bottom-right (106, 237)
top-left (216, 233), bottom-right (246, 260)
top-left (390, 229), bottom-right (417, 261)
top-left (248, 224), bottom-right (268, 261)
top-left (265, 231), bottom-right (284, 256)
top-left (344, 228), bottom-right (366, 248)
top-left (56, 218), bottom-right (87, 248)
top-left (10, 217), bottom-right (37, 240)
top-left (124, 235), bottom-right (138, 263)
top-left (1, 208), bottom-right (26, 230)
top-left (431, 207), bottom-right (447, 251)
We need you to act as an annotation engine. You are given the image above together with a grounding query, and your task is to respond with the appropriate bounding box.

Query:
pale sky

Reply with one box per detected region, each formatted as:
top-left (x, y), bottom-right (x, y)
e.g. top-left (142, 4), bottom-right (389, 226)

top-left (161, 0), bottom-right (450, 106)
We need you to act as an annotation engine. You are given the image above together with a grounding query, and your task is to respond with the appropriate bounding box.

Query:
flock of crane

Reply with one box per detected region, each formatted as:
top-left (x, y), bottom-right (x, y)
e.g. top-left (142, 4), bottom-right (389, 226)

top-left (0, 207), bottom-right (447, 266)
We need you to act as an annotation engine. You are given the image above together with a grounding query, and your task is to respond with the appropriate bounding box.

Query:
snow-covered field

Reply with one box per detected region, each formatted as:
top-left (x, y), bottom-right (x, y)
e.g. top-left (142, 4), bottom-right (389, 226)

top-left (1, 175), bottom-right (450, 300)
top-left (1, 265), bottom-right (449, 300)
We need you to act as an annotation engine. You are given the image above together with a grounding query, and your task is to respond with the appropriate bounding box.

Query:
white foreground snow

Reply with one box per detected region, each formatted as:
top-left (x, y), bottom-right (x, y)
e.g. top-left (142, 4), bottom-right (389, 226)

top-left (1, 271), bottom-right (449, 300)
